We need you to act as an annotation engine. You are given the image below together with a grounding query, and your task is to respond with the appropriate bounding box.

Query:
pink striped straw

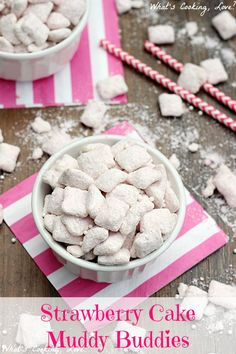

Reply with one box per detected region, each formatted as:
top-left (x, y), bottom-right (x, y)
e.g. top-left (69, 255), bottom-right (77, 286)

top-left (100, 39), bottom-right (236, 133)
top-left (145, 40), bottom-right (236, 114)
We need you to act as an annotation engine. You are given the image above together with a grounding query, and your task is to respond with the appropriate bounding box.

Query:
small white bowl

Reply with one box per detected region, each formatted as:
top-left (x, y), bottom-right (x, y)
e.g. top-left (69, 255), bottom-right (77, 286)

top-left (0, 1), bottom-right (89, 81)
top-left (32, 135), bottom-right (186, 283)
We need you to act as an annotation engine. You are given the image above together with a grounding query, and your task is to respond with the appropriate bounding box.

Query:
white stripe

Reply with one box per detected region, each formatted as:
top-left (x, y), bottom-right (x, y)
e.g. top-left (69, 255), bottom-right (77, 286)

top-left (16, 82), bottom-right (34, 107)
top-left (4, 194), bottom-right (32, 225)
top-left (81, 218), bottom-right (220, 304)
top-left (54, 64), bottom-right (72, 104)
top-left (87, 0), bottom-right (109, 100)
top-left (24, 234), bottom-right (49, 258)
top-left (48, 267), bottom-right (78, 290)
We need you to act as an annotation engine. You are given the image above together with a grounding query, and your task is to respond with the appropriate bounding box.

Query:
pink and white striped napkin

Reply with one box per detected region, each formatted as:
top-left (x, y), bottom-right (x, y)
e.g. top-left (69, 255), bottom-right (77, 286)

top-left (0, 122), bottom-right (228, 300)
top-left (0, 0), bottom-right (126, 109)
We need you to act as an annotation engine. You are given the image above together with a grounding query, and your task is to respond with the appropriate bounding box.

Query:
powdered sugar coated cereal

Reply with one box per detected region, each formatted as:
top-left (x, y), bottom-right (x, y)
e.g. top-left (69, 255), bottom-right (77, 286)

top-left (0, 142), bottom-right (20, 172)
top-left (80, 101), bottom-right (108, 129)
top-left (97, 75), bottom-right (128, 100)
top-left (212, 11), bottom-right (236, 40)
top-left (158, 93), bottom-right (184, 117)
top-left (148, 25), bottom-right (175, 44)
top-left (31, 116), bottom-right (51, 134)
top-left (178, 63), bottom-right (207, 94)
top-left (200, 58), bottom-right (228, 85)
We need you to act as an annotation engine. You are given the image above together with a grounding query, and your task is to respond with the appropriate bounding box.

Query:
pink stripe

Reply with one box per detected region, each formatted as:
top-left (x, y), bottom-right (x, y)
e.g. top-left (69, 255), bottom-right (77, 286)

top-left (102, 0), bottom-right (127, 104)
top-left (0, 79), bottom-right (17, 108)
top-left (178, 200), bottom-right (208, 238)
top-left (125, 231), bottom-right (227, 298)
top-left (105, 121), bottom-right (134, 136)
top-left (71, 26), bottom-right (93, 104)
top-left (33, 76), bottom-right (55, 106)
top-left (0, 173), bottom-right (37, 208)
top-left (11, 213), bottom-right (38, 243)
top-left (34, 248), bottom-right (63, 276)
top-left (58, 277), bottom-right (108, 299)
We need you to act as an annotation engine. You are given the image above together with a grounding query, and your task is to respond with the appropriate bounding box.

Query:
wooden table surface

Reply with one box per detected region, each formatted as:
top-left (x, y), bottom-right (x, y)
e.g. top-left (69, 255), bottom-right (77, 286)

top-left (0, 1), bottom-right (235, 297)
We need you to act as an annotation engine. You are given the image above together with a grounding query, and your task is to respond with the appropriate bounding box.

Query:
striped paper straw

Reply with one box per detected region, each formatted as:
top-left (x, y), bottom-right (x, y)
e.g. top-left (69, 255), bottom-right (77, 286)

top-left (145, 40), bottom-right (236, 114)
top-left (100, 39), bottom-right (236, 133)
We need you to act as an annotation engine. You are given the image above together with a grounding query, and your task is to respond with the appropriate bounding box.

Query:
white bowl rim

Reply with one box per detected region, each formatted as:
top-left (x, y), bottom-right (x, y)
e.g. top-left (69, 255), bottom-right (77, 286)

top-left (32, 135), bottom-right (186, 273)
top-left (0, 0), bottom-right (90, 61)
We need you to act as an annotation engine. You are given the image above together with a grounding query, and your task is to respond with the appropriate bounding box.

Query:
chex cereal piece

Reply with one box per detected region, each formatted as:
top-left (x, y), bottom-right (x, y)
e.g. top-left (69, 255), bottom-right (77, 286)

top-left (62, 187), bottom-right (88, 217)
top-left (28, 42), bottom-right (49, 52)
top-left (97, 75), bottom-right (128, 100)
top-left (142, 208), bottom-right (177, 235)
top-left (43, 187), bottom-right (64, 216)
top-left (212, 11), bottom-right (236, 40)
top-left (0, 142), bottom-right (20, 172)
top-left (80, 101), bottom-right (108, 129)
top-left (127, 166), bottom-right (161, 189)
top-left (185, 21), bottom-right (198, 37)
top-left (145, 164), bottom-right (167, 207)
top-left (14, 17), bottom-right (33, 46)
top-left (21, 13), bottom-right (49, 46)
top-left (202, 177), bottom-right (216, 198)
top-left (148, 25), bottom-right (175, 44)
top-left (25, 2), bottom-right (53, 23)
top-left (165, 183), bottom-right (180, 213)
top-left (181, 285), bottom-right (208, 320)
top-left (98, 248), bottom-right (130, 265)
top-left (122, 230), bottom-right (136, 250)
top-left (158, 93), bottom-right (184, 117)
top-left (52, 217), bottom-right (83, 245)
top-left (119, 211), bottom-right (140, 236)
top-left (80, 143), bottom-right (108, 153)
top-left (115, 144), bottom-right (152, 172)
top-left (95, 197), bottom-right (129, 232)
top-left (83, 251), bottom-right (96, 261)
top-left (16, 314), bottom-right (52, 349)
top-left (42, 130), bottom-right (73, 155)
top-left (0, 36), bottom-right (14, 52)
top-left (130, 194), bottom-right (154, 217)
top-left (31, 116), bottom-right (51, 133)
top-left (94, 232), bottom-right (124, 256)
top-left (115, 0), bottom-right (132, 14)
top-left (0, 14), bottom-right (20, 44)
top-left (47, 11), bottom-right (70, 29)
top-left (131, 0), bottom-right (144, 8)
top-left (59, 168), bottom-right (93, 190)
top-left (48, 28), bottom-right (71, 42)
top-left (133, 231), bottom-right (163, 258)
top-left (108, 184), bottom-right (140, 206)
top-left (11, 0), bottom-right (28, 18)
top-left (44, 214), bottom-right (57, 233)
top-left (77, 144), bottom-right (115, 178)
top-left (200, 58), bottom-right (228, 85)
top-left (111, 138), bottom-right (135, 158)
top-left (32, 147), bottom-right (43, 160)
top-left (42, 168), bottom-right (62, 189)
top-left (58, 0), bottom-right (86, 26)
top-left (86, 184), bottom-right (105, 218)
top-left (43, 154), bottom-right (78, 188)
top-left (213, 164), bottom-right (236, 207)
top-left (208, 280), bottom-right (236, 310)
top-left (95, 168), bottom-right (127, 193)
top-left (67, 245), bottom-right (84, 258)
top-left (82, 226), bottom-right (109, 253)
top-left (0, 203), bottom-right (3, 225)
top-left (178, 63), bottom-right (207, 94)
top-left (177, 283), bottom-right (188, 298)
top-left (61, 215), bottom-right (91, 236)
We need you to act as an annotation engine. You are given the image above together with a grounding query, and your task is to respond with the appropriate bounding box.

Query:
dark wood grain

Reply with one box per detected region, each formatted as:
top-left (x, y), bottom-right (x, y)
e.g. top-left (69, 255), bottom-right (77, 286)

top-left (0, 0), bottom-right (235, 297)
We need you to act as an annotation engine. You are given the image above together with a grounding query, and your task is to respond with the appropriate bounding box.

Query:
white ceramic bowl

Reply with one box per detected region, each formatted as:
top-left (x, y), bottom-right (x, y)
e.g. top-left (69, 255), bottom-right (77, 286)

top-left (0, 1), bottom-right (89, 81)
top-left (32, 135), bottom-right (186, 283)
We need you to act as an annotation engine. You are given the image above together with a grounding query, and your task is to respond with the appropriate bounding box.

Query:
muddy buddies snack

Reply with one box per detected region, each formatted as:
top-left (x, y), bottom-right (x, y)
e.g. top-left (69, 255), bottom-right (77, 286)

top-left (42, 139), bottom-right (180, 265)
top-left (0, 0), bottom-right (86, 53)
